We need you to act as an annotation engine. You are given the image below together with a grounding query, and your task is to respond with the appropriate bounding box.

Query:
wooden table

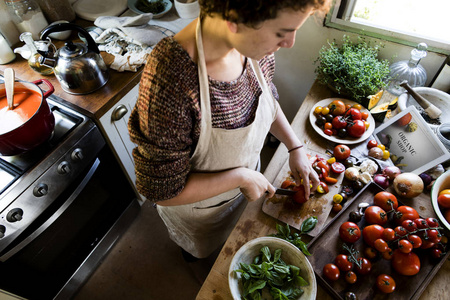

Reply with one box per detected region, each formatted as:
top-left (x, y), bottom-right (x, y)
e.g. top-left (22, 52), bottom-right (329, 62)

top-left (196, 81), bottom-right (450, 300)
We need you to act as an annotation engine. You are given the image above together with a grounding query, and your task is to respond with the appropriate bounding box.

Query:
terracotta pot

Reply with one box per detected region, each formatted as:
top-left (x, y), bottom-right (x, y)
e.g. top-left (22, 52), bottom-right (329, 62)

top-left (0, 79), bottom-right (55, 156)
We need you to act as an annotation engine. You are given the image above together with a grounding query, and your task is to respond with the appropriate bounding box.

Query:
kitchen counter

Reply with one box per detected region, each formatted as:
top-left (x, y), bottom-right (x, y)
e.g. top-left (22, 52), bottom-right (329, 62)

top-left (0, 20), bottom-right (142, 120)
top-left (196, 80), bottom-right (450, 300)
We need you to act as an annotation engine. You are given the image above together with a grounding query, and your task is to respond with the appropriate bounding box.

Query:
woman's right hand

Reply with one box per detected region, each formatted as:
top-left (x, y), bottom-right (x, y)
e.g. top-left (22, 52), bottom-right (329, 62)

top-left (238, 168), bottom-right (275, 202)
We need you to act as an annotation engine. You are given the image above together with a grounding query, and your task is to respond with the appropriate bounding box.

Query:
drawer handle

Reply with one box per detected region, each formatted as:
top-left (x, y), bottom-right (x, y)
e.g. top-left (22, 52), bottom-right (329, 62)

top-left (112, 105), bottom-right (128, 121)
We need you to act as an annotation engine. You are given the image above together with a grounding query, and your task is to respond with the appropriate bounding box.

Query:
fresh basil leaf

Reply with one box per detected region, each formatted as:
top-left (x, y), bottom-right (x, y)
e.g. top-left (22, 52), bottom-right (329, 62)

top-left (300, 216), bottom-right (318, 234)
top-left (261, 246), bottom-right (271, 262)
top-left (276, 223), bottom-right (291, 238)
top-left (247, 279), bottom-right (266, 294)
top-left (295, 275), bottom-right (309, 287)
top-left (273, 248), bottom-right (282, 262)
top-left (295, 240), bottom-right (312, 256)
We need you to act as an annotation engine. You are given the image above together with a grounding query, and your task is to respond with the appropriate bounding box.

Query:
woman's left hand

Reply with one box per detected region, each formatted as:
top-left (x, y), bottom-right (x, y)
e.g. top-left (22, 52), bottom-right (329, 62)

top-left (288, 147), bottom-right (319, 200)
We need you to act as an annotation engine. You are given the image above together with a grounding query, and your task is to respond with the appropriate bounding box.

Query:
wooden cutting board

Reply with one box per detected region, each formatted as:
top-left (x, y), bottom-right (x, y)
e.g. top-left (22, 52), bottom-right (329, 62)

top-left (262, 149), bottom-right (344, 236)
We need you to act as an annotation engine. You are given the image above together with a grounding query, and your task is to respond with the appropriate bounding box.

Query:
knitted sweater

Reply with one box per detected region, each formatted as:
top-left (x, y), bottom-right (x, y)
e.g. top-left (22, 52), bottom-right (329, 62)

top-left (128, 36), bottom-right (278, 202)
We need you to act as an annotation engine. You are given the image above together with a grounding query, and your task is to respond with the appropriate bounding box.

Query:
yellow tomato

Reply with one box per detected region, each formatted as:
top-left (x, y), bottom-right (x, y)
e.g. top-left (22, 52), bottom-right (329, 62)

top-left (364, 121), bottom-right (370, 130)
top-left (377, 144), bottom-right (386, 151)
top-left (321, 107), bottom-right (330, 115)
top-left (352, 104), bottom-right (363, 110)
top-left (314, 106), bottom-right (323, 115)
top-left (382, 150), bottom-right (390, 160)
top-left (333, 194), bottom-right (343, 204)
top-left (327, 157), bottom-right (336, 164)
top-left (439, 189), bottom-right (450, 196)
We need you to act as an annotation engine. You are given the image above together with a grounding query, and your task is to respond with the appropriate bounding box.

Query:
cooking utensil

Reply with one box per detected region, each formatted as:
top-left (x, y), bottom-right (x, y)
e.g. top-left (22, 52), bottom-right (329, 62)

top-left (400, 80), bottom-right (442, 119)
top-left (275, 188), bottom-right (297, 196)
top-left (4, 68), bottom-right (15, 110)
top-left (0, 79), bottom-right (55, 156)
top-left (39, 23), bottom-right (109, 94)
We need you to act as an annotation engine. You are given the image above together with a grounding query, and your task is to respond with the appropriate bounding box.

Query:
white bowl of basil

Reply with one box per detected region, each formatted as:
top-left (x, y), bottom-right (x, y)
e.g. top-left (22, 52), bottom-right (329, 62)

top-left (229, 237), bottom-right (317, 300)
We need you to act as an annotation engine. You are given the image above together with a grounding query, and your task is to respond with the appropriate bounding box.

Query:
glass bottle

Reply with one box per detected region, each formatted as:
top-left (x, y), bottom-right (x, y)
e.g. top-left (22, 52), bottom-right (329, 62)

top-left (19, 32), bottom-right (53, 75)
top-left (36, 0), bottom-right (76, 23)
top-left (387, 43), bottom-right (428, 96)
top-left (5, 0), bottom-right (49, 40)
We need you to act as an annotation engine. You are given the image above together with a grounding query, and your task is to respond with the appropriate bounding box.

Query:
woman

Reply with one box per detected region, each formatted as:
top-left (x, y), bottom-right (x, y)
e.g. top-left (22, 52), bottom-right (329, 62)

top-left (128, 0), bottom-right (330, 260)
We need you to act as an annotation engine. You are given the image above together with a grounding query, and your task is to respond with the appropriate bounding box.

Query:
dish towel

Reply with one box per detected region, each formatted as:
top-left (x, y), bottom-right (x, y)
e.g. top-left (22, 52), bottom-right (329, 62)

top-left (93, 13), bottom-right (172, 72)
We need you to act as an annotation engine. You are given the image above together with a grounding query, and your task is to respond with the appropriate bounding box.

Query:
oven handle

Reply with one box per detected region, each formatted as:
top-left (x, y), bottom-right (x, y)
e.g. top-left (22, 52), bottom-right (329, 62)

top-left (0, 158), bottom-right (101, 262)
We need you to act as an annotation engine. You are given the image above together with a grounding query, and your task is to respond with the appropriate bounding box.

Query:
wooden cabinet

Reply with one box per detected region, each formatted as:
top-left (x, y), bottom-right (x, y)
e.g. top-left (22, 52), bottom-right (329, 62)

top-left (98, 84), bottom-right (144, 203)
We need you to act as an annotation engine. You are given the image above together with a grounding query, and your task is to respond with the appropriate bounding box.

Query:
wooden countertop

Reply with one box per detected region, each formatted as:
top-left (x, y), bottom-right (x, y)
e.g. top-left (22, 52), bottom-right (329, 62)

top-left (0, 19), bottom-right (142, 120)
top-left (196, 80), bottom-right (450, 300)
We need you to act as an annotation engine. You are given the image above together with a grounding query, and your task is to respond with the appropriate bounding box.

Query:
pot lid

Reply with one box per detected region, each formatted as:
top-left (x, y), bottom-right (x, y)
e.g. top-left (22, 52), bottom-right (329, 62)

top-left (59, 42), bottom-right (87, 58)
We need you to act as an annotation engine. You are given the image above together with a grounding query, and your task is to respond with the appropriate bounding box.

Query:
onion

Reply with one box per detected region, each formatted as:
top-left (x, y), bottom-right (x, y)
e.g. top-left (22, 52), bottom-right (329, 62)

top-left (393, 173), bottom-right (424, 198)
top-left (374, 174), bottom-right (390, 189)
top-left (419, 173), bottom-right (432, 186)
top-left (345, 167), bottom-right (360, 181)
top-left (382, 166), bottom-right (401, 180)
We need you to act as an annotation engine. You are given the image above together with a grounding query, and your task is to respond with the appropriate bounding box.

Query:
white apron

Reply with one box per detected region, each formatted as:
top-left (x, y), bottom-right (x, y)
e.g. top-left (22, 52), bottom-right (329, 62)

top-left (157, 19), bottom-right (277, 258)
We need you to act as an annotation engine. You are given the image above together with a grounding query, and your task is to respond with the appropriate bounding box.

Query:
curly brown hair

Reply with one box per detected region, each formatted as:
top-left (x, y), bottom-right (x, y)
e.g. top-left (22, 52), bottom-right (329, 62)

top-left (198, 0), bottom-right (331, 27)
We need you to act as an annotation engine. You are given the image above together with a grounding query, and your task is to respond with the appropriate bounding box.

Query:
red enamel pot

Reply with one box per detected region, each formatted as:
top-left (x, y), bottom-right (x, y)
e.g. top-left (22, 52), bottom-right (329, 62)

top-left (0, 79), bottom-right (55, 156)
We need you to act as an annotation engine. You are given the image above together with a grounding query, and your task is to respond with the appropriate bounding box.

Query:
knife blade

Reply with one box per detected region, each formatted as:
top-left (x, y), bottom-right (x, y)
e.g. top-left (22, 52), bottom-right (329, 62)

top-left (275, 188), bottom-right (297, 196)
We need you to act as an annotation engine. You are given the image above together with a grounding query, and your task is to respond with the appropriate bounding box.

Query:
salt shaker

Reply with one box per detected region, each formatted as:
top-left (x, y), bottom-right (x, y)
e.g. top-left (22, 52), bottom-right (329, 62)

top-left (0, 32), bottom-right (15, 64)
top-left (5, 0), bottom-right (49, 40)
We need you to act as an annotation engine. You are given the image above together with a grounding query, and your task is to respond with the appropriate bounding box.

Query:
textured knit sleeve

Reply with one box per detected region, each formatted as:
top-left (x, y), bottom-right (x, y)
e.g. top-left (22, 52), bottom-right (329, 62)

top-left (128, 38), bottom-right (200, 201)
top-left (259, 54), bottom-right (279, 101)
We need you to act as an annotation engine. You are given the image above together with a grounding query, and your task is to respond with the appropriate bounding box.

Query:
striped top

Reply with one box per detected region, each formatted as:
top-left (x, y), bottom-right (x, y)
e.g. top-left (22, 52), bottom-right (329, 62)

top-left (128, 36), bottom-right (278, 201)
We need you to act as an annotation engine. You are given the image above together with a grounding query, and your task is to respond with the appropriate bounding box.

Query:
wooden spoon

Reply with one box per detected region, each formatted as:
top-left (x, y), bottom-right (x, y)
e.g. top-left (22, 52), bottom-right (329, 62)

top-left (5, 68), bottom-right (15, 110)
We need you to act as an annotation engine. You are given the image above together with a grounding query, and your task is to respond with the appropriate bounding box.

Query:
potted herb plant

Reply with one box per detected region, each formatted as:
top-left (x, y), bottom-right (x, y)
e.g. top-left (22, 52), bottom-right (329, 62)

top-left (314, 35), bottom-right (390, 105)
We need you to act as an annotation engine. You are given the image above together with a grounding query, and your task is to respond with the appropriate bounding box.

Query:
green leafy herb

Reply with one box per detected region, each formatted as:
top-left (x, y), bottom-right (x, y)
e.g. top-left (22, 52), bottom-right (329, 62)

top-left (136, 0), bottom-right (166, 14)
top-left (314, 35), bottom-right (390, 103)
top-left (270, 217), bottom-right (318, 256)
top-left (234, 246), bottom-right (308, 300)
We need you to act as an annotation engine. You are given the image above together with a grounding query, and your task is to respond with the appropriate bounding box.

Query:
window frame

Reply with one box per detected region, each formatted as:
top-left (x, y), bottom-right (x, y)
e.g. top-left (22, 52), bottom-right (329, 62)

top-left (325, 0), bottom-right (450, 55)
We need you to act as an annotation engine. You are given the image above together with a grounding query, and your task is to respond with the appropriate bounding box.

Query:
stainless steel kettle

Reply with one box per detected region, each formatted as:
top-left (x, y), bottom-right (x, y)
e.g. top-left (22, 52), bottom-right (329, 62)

top-left (39, 23), bottom-right (109, 95)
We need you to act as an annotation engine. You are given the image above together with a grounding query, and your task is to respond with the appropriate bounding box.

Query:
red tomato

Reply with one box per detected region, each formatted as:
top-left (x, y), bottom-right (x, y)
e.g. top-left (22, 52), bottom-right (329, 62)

top-left (391, 249), bottom-right (420, 276)
top-left (323, 263), bottom-right (340, 281)
top-left (381, 248), bottom-right (394, 260)
top-left (347, 120), bottom-right (366, 138)
top-left (362, 224), bottom-right (384, 247)
top-left (426, 217), bottom-right (440, 228)
top-left (395, 206), bottom-right (420, 225)
top-left (317, 160), bottom-right (330, 172)
top-left (373, 191), bottom-right (398, 211)
top-left (374, 238), bottom-right (389, 253)
top-left (335, 254), bottom-right (353, 272)
top-left (332, 203), bottom-right (343, 213)
top-left (381, 228), bottom-right (396, 242)
top-left (331, 162), bottom-right (346, 174)
top-left (345, 271), bottom-right (357, 284)
top-left (367, 139), bottom-right (378, 149)
top-left (394, 226), bottom-right (408, 238)
top-left (414, 218), bottom-right (429, 229)
top-left (324, 128), bottom-right (333, 136)
top-left (324, 176), bottom-right (338, 184)
top-left (292, 185), bottom-right (307, 204)
top-left (328, 100), bottom-right (346, 116)
top-left (339, 222), bottom-right (361, 243)
top-left (361, 111), bottom-right (369, 120)
top-left (376, 274), bottom-right (396, 294)
top-left (344, 108), bottom-right (362, 120)
top-left (281, 179), bottom-right (295, 189)
top-left (431, 248), bottom-right (444, 259)
top-left (317, 181), bottom-right (329, 194)
top-left (398, 239), bottom-right (413, 253)
top-left (438, 194), bottom-right (450, 209)
top-left (402, 220), bottom-right (418, 232)
top-left (332, 115), bottom-right (348, 129)
top-left (427, 229), bottom-right (442, 244)
top-left (408, 234), bottom-right (423, 249)
top-left (420, 240), bottom-right (435, 249)
top-left (333, 144), bottom-right (351, 160)
top-left (364, 206), bottom-right (388, 225)
top-left (364, 247), bottom-right (377, 259)
top-left (355, 257), bottom-right (372, 275)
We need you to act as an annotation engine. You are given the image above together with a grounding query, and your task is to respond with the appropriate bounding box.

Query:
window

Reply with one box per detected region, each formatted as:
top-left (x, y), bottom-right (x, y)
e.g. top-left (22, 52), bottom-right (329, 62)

top-left (327, 0), bottom-right (450, 54)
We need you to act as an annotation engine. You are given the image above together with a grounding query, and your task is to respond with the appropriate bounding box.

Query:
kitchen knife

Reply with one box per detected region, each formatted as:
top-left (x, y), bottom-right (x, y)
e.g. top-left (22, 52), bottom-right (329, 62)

top-left (275, 188), bottom-right (297, 196)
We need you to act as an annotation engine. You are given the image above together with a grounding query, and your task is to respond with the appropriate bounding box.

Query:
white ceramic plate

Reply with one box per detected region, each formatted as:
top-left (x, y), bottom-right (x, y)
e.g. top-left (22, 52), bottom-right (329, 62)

top-left (431, 170), bottom-right (450, 232)
top-left (73, 0), bottom-right (128, 21)
top-left (229, 237), bottom-right (316, 300)
top-left (309, 98), bottom-right (375, 145)
top-left (128, 0), bottom-right (173, 19)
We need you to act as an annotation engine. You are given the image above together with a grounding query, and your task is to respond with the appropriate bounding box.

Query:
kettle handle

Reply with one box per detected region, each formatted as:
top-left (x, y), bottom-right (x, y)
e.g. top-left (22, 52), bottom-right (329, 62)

top-left (40, 23), bottom-right (100, 54)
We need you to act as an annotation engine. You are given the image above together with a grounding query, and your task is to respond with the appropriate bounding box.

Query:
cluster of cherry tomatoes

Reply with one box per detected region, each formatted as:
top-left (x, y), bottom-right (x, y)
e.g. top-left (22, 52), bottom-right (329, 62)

top-left (322, 191), bottom-right (447, 295)
top-left (314, 100), bottom-right (370, 138)
top-left (437, 188), bottom-right (450, 224)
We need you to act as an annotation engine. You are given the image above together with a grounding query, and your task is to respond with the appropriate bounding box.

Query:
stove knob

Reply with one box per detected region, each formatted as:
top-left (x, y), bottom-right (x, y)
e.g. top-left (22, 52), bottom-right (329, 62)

top-left (0, 225), bottom-right (5, 238)
top-left (58, 161), bottom-right (71, 174)
top-left (7, 208), bottom-right (23, 223)
top-left (33, 183), bottom-right (48, 197)
top-left (71, 148), bottom-right (84, 161)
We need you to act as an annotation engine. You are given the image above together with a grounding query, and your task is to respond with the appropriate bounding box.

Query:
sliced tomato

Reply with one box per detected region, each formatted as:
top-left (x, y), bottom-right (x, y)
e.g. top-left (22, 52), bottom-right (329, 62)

top-left (331, 162), bottom-right (346, 174)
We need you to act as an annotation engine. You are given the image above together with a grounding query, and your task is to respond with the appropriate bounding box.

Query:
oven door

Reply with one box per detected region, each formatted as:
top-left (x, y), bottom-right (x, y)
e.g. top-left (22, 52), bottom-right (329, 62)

top-left (0, 146), bottom-right (140, 300)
